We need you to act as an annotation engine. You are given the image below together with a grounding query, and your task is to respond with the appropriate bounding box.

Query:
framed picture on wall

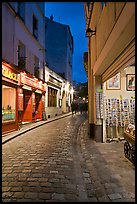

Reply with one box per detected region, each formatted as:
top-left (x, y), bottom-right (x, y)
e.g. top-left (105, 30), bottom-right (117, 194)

top-left (106, 73), bottom-right (121, 90)
top-left (126, 74), bottom-right (135, 91)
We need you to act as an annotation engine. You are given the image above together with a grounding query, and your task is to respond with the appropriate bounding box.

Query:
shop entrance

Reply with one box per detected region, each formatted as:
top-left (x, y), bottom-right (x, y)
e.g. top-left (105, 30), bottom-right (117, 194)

top-left (22, 90), bottom-right (32, 123)
top-left (35, 93), bottom-right (42, 121)
top-left (2, 84), bottom-right (18, 134)
top-left (103, 65), bottom-right (135, 142)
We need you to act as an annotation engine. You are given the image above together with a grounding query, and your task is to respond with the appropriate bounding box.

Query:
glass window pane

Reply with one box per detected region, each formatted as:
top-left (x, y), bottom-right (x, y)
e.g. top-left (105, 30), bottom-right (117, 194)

top-left (2, 85), bottom-right (16, 122)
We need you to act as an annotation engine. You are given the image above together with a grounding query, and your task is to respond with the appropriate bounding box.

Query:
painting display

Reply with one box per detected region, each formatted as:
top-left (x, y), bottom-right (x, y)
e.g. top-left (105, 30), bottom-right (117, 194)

top-left (106, 73), bottom-right (121, 90)
top-left (126, 74), bottom-right (135, 91)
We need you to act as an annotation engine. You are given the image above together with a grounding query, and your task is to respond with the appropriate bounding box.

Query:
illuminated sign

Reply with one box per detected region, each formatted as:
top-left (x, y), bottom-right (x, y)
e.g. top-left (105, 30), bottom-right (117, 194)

top-left (49, 75), bottom-right (62, 87)
top-left (2, 66), bottom-right (19, 82)
top-left (21, 73), bottom-right (46, 92)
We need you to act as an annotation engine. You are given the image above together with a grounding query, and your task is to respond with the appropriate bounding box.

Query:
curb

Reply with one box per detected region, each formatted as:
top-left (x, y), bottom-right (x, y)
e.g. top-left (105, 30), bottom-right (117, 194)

top-left (2, 112), bottom-right (72, 144)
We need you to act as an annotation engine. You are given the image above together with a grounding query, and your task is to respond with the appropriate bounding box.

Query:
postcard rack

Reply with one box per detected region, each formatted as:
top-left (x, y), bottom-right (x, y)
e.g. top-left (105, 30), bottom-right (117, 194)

top-left (124, 123), bottom-right (135, 165)
top-left (104, 98), bottom-right (135, 127)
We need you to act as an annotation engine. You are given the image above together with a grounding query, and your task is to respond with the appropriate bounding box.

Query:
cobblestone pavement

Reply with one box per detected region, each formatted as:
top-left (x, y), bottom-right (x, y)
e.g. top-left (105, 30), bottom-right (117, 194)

top-left (2, 113), bottom-right (135, 202)
top-left (80, 120), bottom-right (135, 202)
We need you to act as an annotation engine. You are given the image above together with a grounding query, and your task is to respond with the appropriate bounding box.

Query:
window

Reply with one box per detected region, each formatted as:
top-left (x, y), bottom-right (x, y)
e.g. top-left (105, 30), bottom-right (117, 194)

top-left (18, 41), bottom-right (26, 69)
top-left (48, 87), bottom-right (57, 107)
top-left (33, 15), bottom-right (38, 39)
top-left (34, 56), bottom-right (39, 78)
top-left (2, 85), bottom-right (16, 122)
top-left (68, 52), bottom-right (72, 67)
top-left (17, 2), bottom-right (25, 22)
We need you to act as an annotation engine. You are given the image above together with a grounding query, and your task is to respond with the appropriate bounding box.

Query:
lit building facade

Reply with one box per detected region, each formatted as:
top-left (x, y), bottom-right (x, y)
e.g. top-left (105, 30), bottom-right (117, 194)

top-left (2, 2), bottom-right (46, 134)
top-left (45, 66), bottom-right (74, 119)
top-left (84, 2), bottom-right (135, 142)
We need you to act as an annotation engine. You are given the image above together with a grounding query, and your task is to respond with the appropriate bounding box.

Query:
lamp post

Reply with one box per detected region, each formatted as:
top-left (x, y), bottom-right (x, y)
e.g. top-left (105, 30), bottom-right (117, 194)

top-left (86, 28), bottom-right (96, 37)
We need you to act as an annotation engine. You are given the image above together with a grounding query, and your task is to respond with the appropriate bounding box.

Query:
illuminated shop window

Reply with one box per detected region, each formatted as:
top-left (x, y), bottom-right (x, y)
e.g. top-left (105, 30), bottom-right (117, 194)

top-left (48, 87), bottom-right (57, 107)
top-left (2, 85), bottom-right (16, 122)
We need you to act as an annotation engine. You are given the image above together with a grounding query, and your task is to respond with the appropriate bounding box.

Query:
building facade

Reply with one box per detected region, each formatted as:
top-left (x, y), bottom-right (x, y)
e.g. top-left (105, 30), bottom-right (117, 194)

top-left (84, 2), bottom-right (135, 142)
top-left (2, 2), bottom-right (46, 134)
top-left (45, 66), bottom-right (74, 119)
top-left (45, 16), bottom-right (73, 84)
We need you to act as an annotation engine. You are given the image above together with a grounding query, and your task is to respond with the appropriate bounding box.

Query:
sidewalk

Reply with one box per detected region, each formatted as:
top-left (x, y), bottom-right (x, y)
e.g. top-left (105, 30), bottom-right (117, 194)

top-left (79, 120), bottom-right (135, 202)
top-left (2, 112), bottom-right (72, 144)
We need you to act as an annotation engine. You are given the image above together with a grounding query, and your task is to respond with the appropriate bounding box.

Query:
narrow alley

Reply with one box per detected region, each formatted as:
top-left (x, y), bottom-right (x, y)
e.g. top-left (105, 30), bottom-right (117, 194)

top-left (2, 113), bottom-right (135, 202)
top-left (2, 2), bottom-right (135, 202)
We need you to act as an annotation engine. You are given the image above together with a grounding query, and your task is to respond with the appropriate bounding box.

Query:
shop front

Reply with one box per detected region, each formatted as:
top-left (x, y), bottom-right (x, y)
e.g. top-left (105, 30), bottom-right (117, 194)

top-left (102, 65), bottom-right (135, 142)
top-left (45, 74), bottom-right (63, 119)
top-left (2, 61), bottom-right (20, 134)
top-left (19, 72), bottom-right (46, 124)
top-left (35, 90), bottom-right (43, 121)
top-left (84, 2), bottom-right (135, 143)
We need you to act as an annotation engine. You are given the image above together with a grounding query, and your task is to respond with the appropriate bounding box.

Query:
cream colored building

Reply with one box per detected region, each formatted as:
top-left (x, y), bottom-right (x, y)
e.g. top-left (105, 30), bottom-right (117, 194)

top-left (45, 66), bottom-right (74, 119)
top-left (84, 2), bottom-right (135, 142)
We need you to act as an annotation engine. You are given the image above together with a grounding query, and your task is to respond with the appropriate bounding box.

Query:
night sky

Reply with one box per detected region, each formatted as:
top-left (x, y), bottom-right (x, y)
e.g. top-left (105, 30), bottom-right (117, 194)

top-left (45, 2), bottom-right (88, 84)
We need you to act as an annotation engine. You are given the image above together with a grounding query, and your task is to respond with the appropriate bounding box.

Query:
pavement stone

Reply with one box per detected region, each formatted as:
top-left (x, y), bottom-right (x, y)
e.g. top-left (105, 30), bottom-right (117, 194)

top-left (2, 113), bottom-right (135, 202)
top-left (2, 112), bottom-right (72, 144)
top-left (80, 120), bottom-right (135, 202)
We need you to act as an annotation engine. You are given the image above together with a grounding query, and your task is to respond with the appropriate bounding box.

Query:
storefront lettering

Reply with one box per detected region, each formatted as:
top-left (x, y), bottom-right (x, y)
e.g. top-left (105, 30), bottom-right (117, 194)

top-left (2, 67), bottom-right (18, 82)
top-left (49, 75), bottom-right (62, 87)
top-left (21, 73), bottom-right (46, 92)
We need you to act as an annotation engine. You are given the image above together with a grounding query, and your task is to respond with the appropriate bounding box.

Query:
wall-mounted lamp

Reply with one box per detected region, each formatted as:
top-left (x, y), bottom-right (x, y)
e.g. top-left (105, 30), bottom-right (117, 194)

top-left (86, 28), bottom-right (96, 37)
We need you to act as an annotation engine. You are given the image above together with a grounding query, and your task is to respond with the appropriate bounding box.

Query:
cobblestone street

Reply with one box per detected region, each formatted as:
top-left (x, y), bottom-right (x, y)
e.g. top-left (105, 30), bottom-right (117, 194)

top-left (2, 113), bottom-right (135, 202)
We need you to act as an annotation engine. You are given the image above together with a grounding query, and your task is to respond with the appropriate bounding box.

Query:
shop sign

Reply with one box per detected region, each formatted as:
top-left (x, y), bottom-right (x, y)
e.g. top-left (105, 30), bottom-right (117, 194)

top-left (97, 88), bottom-right (103, 93)
top-left (35, 90), bottom-right (42, 94)
top-left (96, 92), bottom-right (103, 119)
top-left (49, 75), bottom-right (62, 87)
top-left (22, 85), bottom-right (32, 91)
top-left (21, 73), bottom-right (46, 92)
top-left (21, 74), bottom-right (35, 87)
top-left (2, 65), bottom-right (19, 82)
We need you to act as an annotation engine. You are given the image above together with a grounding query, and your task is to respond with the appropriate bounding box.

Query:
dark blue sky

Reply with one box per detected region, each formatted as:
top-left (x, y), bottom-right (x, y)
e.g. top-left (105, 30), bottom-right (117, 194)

top-left (45, 2), bottom-right (88, 83)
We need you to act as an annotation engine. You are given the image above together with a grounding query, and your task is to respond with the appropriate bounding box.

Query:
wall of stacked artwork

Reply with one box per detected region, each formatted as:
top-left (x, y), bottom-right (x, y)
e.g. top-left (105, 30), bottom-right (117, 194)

top-left (103, 66), bottom-right (135, 127)
top-left (104, 98), bottom-right (135, 127)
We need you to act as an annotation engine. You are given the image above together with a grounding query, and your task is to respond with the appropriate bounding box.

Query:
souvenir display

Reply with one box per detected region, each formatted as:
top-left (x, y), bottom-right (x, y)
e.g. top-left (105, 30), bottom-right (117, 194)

top-left (123, 99), bottom-right (129, 126)
top-left (124, 123), bottom-right (135, 164)
top-left (105, 98), bottom-right (135, 127)
top-left (129, 99), bottom-right (135, 125)
top-left (96, 92), bottom-right (103, 119)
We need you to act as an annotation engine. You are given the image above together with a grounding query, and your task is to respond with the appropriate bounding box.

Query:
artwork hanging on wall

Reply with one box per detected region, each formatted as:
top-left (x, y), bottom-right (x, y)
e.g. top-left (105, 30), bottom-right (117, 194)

top-left (106, 73), bottom-right (121, 90)
top-left (126, 74), bottom-right (135, 91)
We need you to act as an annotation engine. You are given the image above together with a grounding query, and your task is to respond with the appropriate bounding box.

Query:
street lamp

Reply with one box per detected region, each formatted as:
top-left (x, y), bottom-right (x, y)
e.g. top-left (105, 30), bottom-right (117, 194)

top-left (86, 28), bottom-right (96, 37)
